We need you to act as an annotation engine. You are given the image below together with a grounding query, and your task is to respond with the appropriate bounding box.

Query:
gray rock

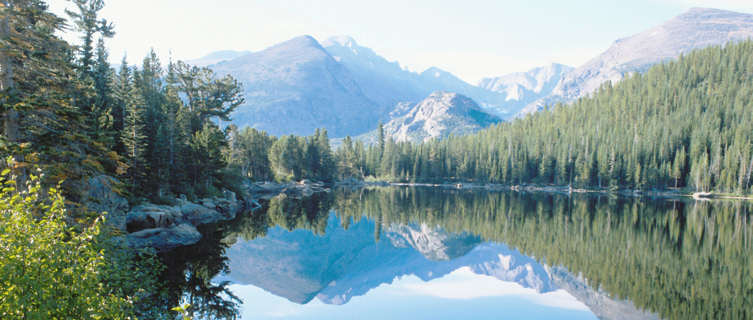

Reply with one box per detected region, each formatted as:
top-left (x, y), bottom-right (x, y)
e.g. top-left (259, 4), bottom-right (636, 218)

top-left (478, 63), bottom-right (573, 117)
top-left (178, 201), bottom-right (221, 226)
top-left (205, 35), bottom-right (515, 138)
top-left (127, 223), bottom-right (202, 251)
top-left (125, 190), bottom-right (249, 250)
top-left (82, 175), bottom-right (129, 232)
top-left (126, 204), bottom-right (180, 232)
top-left (358, 92), bottom-right (500, 143)
top-left (212, 198), bottom-right (240, 220)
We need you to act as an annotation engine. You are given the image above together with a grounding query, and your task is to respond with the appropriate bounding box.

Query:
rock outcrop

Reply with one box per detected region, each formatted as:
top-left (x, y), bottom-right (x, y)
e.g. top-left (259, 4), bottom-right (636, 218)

top-left (245, 180), bottom-right (330, 200)
top-left (125, 191), bottom-right (248, 251)
top-left (357, 92), bottom-right (500, 143)
top-left (82, 175), bottom-right (130, 232)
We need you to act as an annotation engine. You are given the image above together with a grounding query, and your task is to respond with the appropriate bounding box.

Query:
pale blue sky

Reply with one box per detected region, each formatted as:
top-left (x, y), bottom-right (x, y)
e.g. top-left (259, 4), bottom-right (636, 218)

top-left (49, 0), bottom-right (753, 83)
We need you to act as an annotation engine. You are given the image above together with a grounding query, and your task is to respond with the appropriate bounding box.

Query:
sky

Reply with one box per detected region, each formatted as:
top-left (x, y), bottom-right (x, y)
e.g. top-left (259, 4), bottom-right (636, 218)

top-left (226, 267), bottom-right (596, 320)
top-left (48, 0), bottom-right (753, 84)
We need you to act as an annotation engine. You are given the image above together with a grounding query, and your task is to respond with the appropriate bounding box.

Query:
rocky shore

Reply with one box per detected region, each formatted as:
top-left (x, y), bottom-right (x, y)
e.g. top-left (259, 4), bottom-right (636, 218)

top-left (82, 175), bottom-right (332, 251)
top-left (83, 174), bottom-right (741, 252)
top-left (125, 191), bottom-right (248, 250)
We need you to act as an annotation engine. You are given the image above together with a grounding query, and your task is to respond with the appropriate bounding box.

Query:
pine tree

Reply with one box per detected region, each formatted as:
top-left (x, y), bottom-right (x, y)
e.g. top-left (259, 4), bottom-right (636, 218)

top-left (119, 64), bottom-right (147, 191)
top-left (316, 129), bottom-right (335, 182)
top-left (1, 0), bottom-right (101, 197)
top-left (65, 0), bottom-right (114, 79)
top-left (93, 37), bottom-right (115, 146)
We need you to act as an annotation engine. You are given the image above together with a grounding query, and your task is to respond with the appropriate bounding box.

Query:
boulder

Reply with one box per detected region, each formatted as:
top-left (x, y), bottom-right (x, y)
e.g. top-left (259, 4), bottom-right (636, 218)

top-left (127, 223), bottom-right (202, 251)
top-left (83, 175), bottom-right (130, 231)
top-left (212, 198), bottom-right (240, 220)
top-left (124, 189), bottom-right (248, 250)
top-left (178, 201), bottom-right (222, 225)
top-left (126, 204), bottom-right (180, 232)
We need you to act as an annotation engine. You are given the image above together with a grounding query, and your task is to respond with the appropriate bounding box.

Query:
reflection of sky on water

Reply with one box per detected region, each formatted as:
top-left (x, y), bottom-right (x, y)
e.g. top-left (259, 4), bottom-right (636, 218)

top-left (228, 266), bottom-right (595, 320)
top-left (214, 212), bottom-right (604, 319)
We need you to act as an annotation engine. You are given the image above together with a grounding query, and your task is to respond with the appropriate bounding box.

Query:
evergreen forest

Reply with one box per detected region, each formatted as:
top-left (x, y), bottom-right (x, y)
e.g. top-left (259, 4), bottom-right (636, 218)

top-left (331, 41), bottom-right (753, 195)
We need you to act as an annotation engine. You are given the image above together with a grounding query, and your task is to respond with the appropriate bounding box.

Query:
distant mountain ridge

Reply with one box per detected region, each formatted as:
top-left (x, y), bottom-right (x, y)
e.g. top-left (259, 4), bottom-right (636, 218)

top-left (375, 92), bottom-right (501, 143)
top-left (221, 214), bottom-right (554, 305)
top-left (187, 50), bottom-right (251, 67)
top-left (195, 7), bottom-right (753, 134)
top-left (518, 7), bottom-right (753, 116)
top-left (209, 35), bottom-right (381, 137)
top-left (478, 63), bottom-right (573, 115)
top-left (200, 35), bottom-right (550, 137)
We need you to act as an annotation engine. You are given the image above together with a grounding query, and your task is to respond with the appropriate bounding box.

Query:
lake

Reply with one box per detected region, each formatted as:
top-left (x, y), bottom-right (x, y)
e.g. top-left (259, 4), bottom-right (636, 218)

top-left (160, 187), bottom-right (752, 320)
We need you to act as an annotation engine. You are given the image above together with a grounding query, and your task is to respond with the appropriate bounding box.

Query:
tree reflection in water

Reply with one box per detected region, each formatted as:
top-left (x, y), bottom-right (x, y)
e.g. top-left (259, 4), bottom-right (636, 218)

top-left (158, 187), bottom-right (753, 320)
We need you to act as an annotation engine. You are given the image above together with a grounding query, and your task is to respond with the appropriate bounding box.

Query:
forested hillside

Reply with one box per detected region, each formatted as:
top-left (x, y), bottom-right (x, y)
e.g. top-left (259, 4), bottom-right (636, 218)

top-left (0, 1), bottom-right (243, 318)
top-left (338, 41), bottom-right (753, 194)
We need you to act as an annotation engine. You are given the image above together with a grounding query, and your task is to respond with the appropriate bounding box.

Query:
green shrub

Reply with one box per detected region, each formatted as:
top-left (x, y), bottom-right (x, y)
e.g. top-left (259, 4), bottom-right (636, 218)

top-left (0, 168), bottom-right (165, 319)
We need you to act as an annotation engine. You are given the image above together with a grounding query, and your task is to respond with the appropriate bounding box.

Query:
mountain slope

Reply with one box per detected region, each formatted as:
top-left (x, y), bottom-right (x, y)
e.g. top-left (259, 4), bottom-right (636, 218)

top-left (203, 35), bottom-right (522, 138)
top-left (548, 266), bottom-right (660, 320)
top-left (379, 92), bottom-right (501, 143)
top-left (358, 39), bottom-right (753, 193)
top-left (320, 36), bottom-right (515, 116)
top-left (186, 50), bottom-right (251, 67)
top-left (478, 63), bottom-right (572, 115)
top-left (209, 35), bottom-right (381, 137)
top-left (221, 214), bottom-right (555, 306)
top-left (519, 7), bottom-right (753, 116)
top-left (320, 36), bottom-right (426, 110)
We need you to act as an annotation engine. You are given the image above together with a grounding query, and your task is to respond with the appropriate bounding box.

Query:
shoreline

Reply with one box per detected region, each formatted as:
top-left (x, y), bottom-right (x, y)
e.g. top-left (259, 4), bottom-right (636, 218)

top-left (350, 181), bottom-right (753, 201)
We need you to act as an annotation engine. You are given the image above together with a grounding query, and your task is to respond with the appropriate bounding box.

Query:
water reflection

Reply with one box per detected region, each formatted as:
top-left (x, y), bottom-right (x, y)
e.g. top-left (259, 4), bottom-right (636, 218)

top-left (220, 213), bottom-right (599, 319)
top-left (161, 187), bottom-right (753, 320)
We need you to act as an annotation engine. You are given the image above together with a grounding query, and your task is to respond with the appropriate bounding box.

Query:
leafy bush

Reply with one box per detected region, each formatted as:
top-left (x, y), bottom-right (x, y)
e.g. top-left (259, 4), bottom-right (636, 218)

top-left (0, 168), bottom-right (166, 319)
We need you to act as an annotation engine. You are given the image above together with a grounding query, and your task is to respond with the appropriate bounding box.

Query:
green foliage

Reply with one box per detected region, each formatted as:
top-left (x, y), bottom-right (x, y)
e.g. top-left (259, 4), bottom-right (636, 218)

top-left (107, 56), bottom-right (243, 200)
top-left (228, 126), bottom-right (274, 181)
top-left (0, 167), bottom-right (165, 319)
top-left (171, 304), bottom-right (193, 320)
top-left (330, 188), bottom-right (753, 320)
top-left (0, 0), bottom-right (114, 200)
top-left (247, 128), bottom-right (337, 183)
top-left (339, 41), bottom-right (753, 194)
top-left (169, 187), bottom-right (751, 320)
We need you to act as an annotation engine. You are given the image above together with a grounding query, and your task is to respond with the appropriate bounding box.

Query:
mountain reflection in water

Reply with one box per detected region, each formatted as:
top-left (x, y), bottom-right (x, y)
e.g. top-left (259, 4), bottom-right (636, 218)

top-left (161, 187), bottom-right (752, 320)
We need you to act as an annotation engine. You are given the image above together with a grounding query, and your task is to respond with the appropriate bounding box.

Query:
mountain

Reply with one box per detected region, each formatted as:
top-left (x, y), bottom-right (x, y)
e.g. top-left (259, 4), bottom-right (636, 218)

top-left (209, 35), bottom-right (381, 137)
top-left (316, 242), bottom-right (555, 305)
top-left (377, 92), bottom-right (501, 143)
top-left (219, 214), bottom-right (560, 305)
top-left (547, 266), bottom-right (660, 320)
top-left (477, 63), bottom-right (572, 115)
top-left (320, 36), bottom-right (426, 110)
top-left (202, 35), bottom-right (522, 137)
top-left (386, 223), bottom-right (481, 261)
top-left (320, 36), bottom-right (514, 116)
top-left (186, 50), bottom-right (251, 67)
top-left (519, 7), bottom-right (753, 116)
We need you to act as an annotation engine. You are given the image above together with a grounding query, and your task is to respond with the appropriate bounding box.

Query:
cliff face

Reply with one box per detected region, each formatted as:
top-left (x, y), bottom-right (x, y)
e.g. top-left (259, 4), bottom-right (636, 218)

top-left (379, 92), bottom-right (501, 143)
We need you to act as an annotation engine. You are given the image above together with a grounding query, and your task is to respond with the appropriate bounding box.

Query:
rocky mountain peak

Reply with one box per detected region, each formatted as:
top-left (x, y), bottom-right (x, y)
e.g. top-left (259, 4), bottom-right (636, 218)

top-left (381, 92), bottom-right (500, 143)
top-left (322, 35), bottom-right (358, 48)
top-left (677, 7), bottom-right (752, 21)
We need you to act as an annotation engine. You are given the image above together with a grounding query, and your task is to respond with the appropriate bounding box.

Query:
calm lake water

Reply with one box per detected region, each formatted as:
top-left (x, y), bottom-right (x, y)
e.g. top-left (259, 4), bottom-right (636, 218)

top-left (161, 187), bottom-right (752, 320)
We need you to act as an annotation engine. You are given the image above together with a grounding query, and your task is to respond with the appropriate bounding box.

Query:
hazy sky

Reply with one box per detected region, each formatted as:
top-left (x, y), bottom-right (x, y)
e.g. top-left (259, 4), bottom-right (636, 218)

top-left (49, 0), bottom-right (753, 83)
